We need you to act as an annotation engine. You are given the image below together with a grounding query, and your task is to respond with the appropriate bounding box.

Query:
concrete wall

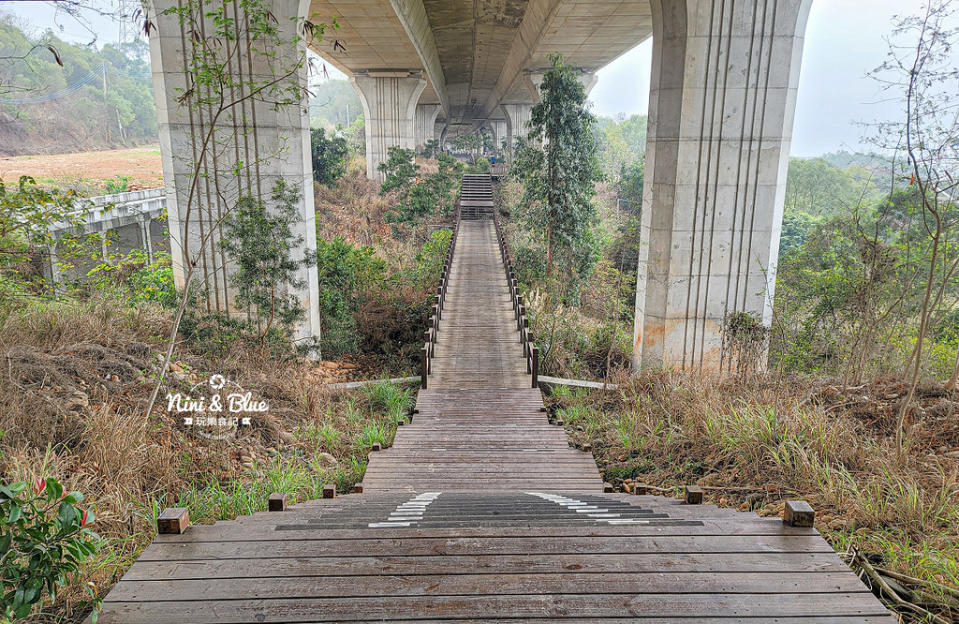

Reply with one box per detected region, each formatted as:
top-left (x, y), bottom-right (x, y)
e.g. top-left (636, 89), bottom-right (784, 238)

top-left (147, 0), bottom-right (320, 344)
top-left (633, 0), bottom-right (813, 372)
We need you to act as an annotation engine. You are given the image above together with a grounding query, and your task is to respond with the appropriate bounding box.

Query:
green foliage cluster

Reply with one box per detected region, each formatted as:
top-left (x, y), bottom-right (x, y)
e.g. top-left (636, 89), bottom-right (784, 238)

top-left (593, 114), bottom-right (647, 181)
top-left (1, 477), bottom-right (98, 621)
top-left (378, 147), bottom-right (463, 228)
top-left (310, 128), bottom-right (348, 187)
top-left (773, 185), bottom-right (959, 379)
top-left (316, 228), bottom-right (451, 361)
top-left (0, 16), bottom-right (157, 151)
top-left (309, 78), bottom-right (363, 129)
top-left (87, 249), bottom-right (176, 307)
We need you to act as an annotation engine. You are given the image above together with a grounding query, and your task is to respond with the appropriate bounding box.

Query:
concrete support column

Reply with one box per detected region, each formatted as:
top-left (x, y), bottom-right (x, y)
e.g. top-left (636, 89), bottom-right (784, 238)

top-left (490, 118), bottom-right (509, 150)
top-left (501, 103), bottom-right (532, 153)
top-left (414, 104), bottom-right (442, 150)
top-left (633, 0), bottom-right (812, 372)
top-left (148, 0), bottom-right (320, 344)
top-left (352, 72), bottom-right (427, 181)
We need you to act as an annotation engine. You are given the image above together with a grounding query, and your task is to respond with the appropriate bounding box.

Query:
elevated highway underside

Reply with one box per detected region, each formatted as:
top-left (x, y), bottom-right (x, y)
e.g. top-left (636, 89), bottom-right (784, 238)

top-left (307, 0), bottom-right (653, 122)
top-left (148, 0), bottom-right (815, 372)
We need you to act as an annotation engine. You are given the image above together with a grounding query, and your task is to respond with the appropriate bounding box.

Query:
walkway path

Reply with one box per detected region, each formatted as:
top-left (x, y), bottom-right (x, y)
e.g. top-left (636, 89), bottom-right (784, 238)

top-left (93, 176), bottom-right (895, 623)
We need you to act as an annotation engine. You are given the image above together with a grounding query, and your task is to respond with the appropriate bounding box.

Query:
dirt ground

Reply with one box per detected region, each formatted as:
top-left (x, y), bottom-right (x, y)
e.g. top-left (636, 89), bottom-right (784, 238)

top-left (0, 145), bottom-right (164, 193)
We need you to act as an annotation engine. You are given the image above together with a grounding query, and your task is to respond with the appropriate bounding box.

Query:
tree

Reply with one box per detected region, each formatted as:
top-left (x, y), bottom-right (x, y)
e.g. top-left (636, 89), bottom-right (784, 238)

top-left (869, 0), bottom-right (959, 450)
top-left (451, 133), bottom-right (482, 164)
top-left (310, 128), bottom-right (348, 187)
top-left (420, 138), bottom-right (439, 159)
top-left (617, 160), bottom-right (644, 216)
top-left (513, 53), bottom-right (601, 280)
top-left (219, 179), bottom-right (311, 346)
top-left (378, 147), bottom-right (461, 227)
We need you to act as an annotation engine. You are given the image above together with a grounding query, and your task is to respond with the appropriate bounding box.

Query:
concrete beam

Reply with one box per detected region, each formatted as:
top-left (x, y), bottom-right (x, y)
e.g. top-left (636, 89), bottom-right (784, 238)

top-left (633, 0), bottom-right (813, 372)
top-left (480, 0), bottom-right (559, 118)
top-left (352, 71), bottom-right (427, 180)
top-left (388, 0), bottom-right (450, 116)
top-left (148, 0), bottom-right (320, 344)
top-left (527, 68), bottom-right (599, 103)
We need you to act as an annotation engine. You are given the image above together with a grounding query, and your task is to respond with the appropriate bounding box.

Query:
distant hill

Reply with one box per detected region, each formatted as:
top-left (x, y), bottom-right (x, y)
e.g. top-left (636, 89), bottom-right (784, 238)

top-left (0, 14), bottom-right (158, 156)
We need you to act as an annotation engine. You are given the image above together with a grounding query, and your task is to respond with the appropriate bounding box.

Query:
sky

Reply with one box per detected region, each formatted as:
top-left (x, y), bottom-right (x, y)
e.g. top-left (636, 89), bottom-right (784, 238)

top-left (1, 0), bottom-right (942, 157)
top-left (589, 0), bottom-right (933, 157)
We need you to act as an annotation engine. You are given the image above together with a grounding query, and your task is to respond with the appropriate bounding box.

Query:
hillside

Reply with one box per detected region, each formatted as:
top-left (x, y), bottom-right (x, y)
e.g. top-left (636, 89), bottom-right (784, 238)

top-left (0, 14), bottom-right (157, 155)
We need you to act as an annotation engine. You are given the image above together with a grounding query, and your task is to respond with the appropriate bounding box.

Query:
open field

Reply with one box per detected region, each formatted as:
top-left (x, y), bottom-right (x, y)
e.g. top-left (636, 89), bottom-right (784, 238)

top-left (0, 145), bottom-right (164, 195)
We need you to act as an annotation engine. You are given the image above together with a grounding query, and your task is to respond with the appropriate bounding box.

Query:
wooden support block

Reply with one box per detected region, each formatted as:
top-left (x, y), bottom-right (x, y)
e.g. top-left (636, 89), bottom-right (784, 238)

top-left (371, 442), bottom-right (381, 452)
top-left (323, 484), bottom-right (336, 499)
top-left (583, 443), bottom-right (592, 452)
top-left (603, 483), bottom-right (614, 493)
top-left (634, 483), bottom-right (649, 495)
top-left (268, 493), bottom-right (288, 512)
top-left (784, 500), bottom-right (815, 527)
top-left (352, 484), bottom-right (363, 494)
top-left (157, 507), bottom-right (189, 534)
top-left (684, 485), bottom-right (704, 505)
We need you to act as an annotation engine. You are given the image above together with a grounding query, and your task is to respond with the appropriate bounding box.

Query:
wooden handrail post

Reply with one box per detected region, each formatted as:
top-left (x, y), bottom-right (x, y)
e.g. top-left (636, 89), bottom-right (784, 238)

top-left (531, 345), bottom-right (539, 388)
top-left (420, 345), bottom-right (429, 389)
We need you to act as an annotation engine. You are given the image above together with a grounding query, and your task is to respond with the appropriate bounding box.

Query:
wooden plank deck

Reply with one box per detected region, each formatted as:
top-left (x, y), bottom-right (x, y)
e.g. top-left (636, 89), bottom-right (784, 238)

top-left (93, 175), bottom-right (895, 622)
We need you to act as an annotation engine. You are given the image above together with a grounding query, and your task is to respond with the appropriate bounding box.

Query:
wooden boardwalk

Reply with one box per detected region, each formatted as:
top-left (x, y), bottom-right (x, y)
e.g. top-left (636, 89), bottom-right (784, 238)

top-left (93, 175), bottom-right (894, 622)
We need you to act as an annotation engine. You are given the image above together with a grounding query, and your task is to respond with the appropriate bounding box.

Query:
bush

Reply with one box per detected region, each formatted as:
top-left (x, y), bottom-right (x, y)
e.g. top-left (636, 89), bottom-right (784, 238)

top-left (310, 128), bottom-right (348, 187)
top-left (1, 477), bottom-right (98, 620)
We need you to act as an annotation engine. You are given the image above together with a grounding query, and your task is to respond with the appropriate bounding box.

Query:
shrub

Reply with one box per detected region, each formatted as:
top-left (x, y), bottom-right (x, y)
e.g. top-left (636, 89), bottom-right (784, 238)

top-left (1, 477), bottom-right (99, 620)
top-left (311, 128), bottom-right (348, 187)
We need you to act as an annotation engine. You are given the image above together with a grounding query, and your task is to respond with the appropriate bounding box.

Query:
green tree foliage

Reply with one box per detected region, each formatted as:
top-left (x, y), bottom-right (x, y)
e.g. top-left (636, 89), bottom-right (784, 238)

top-left (420, 139), bottom-right (439, 159)
top-left (773, 187), bottom-right (959, 381)
top-left (309, 78), bottom-right (362, 129)
top-left (593, 114), bottom-right (646, 181)
top-left (451, 134), bottom-right (482, 164)
top-left (219, 180), bottom-right (311, 346)
top-left (315, 236), bottom-right (387, 356)
top-left (617, 160), bottom-right (644, 216)
top-left (1, 478), bottom-right (98, 621)
top-left (315, 229), bottom-right (452, 361)
top-left (310, 128), bottom-right (348, 187)
top-left (513, 53), bottom-right (601, 281)
top-left (378, 147), bottom-right (462, 227)
top-left (0, 16), bottom-right (157, 152)
top-left (785, 157), bottom-right (879, 217)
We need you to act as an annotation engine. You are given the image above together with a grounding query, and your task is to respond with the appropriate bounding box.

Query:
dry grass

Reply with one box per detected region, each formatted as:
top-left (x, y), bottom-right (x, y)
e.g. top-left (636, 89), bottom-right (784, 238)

top-left (546, 370), bottom-right (959, 620)
top-left (0, 293), bottom-right (412, 622)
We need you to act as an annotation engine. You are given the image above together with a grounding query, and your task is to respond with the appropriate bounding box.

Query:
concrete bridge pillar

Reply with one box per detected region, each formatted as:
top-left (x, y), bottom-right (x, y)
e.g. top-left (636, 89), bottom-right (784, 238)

top-left (147, 0), bottom-right (320, 344)
top-left (352, 72), bottom-right (427, 181)
top-left (414, 104), bottom-right (442, 151)
top-left (633, 0), bottom-right (813, 372)
top-left (490, 118), bottom-right (509, 151)
top-left (501, 104), bottom-right (532, 153)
